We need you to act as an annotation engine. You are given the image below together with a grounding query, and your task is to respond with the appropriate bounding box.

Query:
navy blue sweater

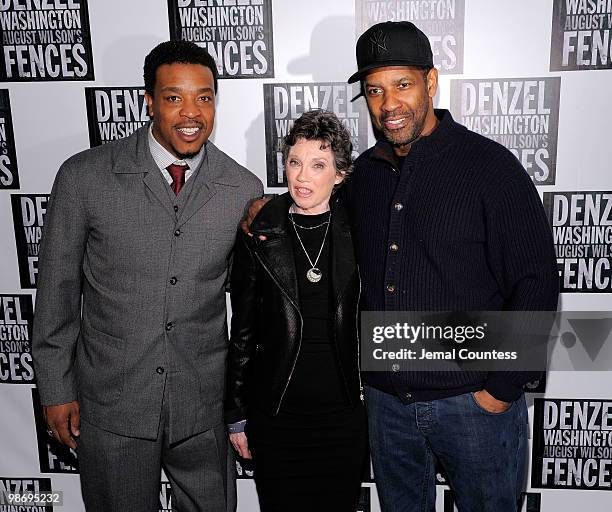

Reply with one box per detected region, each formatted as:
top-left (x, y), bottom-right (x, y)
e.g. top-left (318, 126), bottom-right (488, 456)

top-left (345, 109), bottom-right (559, 403)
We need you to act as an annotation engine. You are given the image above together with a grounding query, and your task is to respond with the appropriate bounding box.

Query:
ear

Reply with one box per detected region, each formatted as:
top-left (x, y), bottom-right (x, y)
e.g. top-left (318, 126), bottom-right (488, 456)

top-left (335, 169), bottom-right (347, 185)
top-left (144, 92), bottom-right (154, 118)
top-left (426, 68), bottom-right (439, 99)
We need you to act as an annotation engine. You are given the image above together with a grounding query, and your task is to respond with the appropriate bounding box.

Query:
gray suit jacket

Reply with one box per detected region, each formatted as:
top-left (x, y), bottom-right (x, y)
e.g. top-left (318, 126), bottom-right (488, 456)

top-left (32, 125), bottom-right (263, 441)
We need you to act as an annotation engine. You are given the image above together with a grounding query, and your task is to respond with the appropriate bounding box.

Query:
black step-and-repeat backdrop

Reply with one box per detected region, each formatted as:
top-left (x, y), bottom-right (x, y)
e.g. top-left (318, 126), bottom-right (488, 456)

top-left (1, 1), bottom-right (611, 511)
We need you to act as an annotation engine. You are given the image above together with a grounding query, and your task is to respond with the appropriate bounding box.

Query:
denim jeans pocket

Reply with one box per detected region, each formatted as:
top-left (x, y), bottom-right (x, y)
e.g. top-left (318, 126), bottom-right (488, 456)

top-left (469, 392), bottom-right (515, 416)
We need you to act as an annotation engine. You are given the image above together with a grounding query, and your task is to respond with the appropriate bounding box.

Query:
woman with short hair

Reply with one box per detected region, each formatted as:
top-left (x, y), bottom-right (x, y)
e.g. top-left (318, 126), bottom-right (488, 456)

top-left (226, 109), bottom-right (367, 511)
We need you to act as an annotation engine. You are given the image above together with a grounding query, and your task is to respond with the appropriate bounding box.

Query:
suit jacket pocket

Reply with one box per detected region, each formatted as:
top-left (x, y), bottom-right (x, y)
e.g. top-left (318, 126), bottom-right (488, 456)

top-left (76, 324), bottom-right (125, 406)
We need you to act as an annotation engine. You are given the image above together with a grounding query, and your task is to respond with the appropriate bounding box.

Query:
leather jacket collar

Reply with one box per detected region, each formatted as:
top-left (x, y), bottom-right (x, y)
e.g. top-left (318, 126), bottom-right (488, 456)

top-left (251, 191), bottom-right (351, 237)
top-left (250, 192), bottom-right (356, 309)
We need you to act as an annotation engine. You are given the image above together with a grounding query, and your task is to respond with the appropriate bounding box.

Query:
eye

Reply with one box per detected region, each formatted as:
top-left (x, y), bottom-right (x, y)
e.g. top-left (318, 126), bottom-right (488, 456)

top-left (398, 81), bottom-right (414, 90)
top-left (314, 162), bottom-right (325, 169)
top-left (199, 95), bottom-right (213, 102)
top-left (366, 86), bottom-right (382, 96)
top-left (166, 95), bottom-right (180, 102)
top-left (288, 159), bottom-right (300, 166)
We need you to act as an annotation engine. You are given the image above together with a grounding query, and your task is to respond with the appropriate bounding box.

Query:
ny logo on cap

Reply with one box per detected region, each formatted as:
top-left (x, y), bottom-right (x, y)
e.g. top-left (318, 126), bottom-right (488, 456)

top-left (369, 28), bottom-right (389, 56)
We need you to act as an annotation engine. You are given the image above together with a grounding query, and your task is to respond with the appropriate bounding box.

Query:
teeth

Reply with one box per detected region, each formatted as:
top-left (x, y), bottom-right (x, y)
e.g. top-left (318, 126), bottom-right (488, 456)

top-left (387, 119), bottom-right (404, 125)
top-left (178, 127), bottom-right (199, 135)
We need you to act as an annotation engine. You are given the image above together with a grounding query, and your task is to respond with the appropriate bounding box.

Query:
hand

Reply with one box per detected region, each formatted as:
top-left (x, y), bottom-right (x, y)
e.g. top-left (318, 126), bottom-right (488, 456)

top-left (44, 400), bottom-right (80, 449)
top-left (473, 390), bottom-right (510, 414)
top-left (229, 432), bottom-right (252, 459)
top-left (240, 197), bottom-right (270, 240)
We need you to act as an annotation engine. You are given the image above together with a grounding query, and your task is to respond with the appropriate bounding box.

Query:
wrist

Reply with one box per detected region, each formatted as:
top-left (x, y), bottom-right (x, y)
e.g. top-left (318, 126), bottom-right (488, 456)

top-left (227, 419), bottom-right (246, 434)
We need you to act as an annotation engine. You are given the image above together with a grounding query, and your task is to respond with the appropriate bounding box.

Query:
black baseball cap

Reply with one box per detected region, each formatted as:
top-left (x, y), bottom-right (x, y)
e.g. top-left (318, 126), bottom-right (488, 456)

top-left (348, 21), bottom-right (434, 84)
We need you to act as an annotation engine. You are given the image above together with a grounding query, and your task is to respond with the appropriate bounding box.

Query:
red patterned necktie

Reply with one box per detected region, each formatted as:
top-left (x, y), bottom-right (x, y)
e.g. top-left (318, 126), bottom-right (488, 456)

top-left (166, 163), bottom-right (188, 195)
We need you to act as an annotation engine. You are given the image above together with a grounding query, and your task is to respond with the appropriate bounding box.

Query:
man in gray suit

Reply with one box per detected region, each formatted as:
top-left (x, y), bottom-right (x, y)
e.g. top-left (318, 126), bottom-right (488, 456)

top-left (32, 41), bottom-right (263, 512)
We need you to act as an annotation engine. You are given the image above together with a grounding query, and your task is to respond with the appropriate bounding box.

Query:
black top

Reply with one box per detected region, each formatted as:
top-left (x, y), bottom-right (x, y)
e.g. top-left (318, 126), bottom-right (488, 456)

top-left (344, 109), bottom-right (559, 403)
top-left (281, 210), bottom-right (349, 414)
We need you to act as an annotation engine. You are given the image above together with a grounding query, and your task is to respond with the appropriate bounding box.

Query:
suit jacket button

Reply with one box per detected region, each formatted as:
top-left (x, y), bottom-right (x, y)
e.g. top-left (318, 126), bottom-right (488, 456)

top-left (174, 229), bottom-right (181, 237)
top-left (173, 205), bottom-right (179, 212)
top-left (156, 367), bottom-right (165, 374)
top-left (170, 277), bottom-right (178, 285)
top-left (165, 322), bottom-right (174, 331)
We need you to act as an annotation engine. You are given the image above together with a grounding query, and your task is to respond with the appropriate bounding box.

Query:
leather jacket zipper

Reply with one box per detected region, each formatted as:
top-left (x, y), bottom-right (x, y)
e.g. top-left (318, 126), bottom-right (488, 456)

top-left (356, 267), bottom-right (364, 402)
top-left (253, 251), bottom-right (303, 415)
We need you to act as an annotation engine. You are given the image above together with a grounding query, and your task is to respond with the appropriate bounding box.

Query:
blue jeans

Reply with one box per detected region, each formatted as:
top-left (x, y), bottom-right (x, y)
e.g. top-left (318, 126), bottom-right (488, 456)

top-left (365, 386), bottom-right (528, 512)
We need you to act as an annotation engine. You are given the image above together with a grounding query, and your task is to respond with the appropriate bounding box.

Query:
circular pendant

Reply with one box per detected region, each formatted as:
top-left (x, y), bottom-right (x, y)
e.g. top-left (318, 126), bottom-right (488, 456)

top-left (306, 268), bottom-right (322, 283)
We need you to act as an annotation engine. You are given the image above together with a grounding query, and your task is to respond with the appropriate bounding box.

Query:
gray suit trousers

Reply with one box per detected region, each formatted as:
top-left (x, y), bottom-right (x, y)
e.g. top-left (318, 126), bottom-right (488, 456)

top-left (77, 386), bottom-right (236, 512)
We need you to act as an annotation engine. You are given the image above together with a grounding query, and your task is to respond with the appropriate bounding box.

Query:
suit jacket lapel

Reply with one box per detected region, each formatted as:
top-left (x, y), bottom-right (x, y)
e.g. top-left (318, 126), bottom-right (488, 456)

top-left (142, 169), bottom-right (176, 220)
top-left (176, 142), bottom-right (250, 229)
top-left (112, 125), bottom-right (176, 221)
top-left (176, 155), bottom-right (217, 228)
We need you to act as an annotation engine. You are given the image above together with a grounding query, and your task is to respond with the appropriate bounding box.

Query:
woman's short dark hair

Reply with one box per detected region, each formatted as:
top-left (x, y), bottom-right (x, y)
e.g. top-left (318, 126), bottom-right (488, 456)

top-left (144, 40), bottom-right (218, 96)
top-left (281, 109), bottom-right (354, 183)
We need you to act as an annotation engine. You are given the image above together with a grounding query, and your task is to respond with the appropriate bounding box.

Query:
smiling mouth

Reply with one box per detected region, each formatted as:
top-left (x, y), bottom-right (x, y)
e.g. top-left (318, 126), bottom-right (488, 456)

top-left (382, 116), bottom-right (410, 130)
top-left (176, 126), bottom-right (201, 136)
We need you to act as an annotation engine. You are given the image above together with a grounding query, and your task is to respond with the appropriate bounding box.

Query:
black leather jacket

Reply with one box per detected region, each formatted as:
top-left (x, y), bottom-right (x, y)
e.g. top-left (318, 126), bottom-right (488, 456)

top-left (225, 193), bottom-right (363, 423)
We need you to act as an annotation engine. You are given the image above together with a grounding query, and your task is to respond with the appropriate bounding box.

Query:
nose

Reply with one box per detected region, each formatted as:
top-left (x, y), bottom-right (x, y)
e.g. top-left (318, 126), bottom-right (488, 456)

top-left (381, 90), bottom-right (401, 113)
top-left (180, 97), bottom-right (199, 119)
top-left (296, 166), bottom-right (309, 182)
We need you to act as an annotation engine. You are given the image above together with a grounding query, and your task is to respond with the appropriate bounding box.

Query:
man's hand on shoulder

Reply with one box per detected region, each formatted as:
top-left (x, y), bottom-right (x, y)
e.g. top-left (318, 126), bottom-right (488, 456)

top-left (473, 390), bottom-right (510, 414)
top-left (240, 197), bottom-right (270, 240)
top-left (44, 400), bottom-right (80, 449)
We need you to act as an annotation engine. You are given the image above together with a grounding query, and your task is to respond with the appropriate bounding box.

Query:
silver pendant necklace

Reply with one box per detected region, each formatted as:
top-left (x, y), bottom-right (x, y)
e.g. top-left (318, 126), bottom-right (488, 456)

top-left (289, 205), bottom-right (331, 283)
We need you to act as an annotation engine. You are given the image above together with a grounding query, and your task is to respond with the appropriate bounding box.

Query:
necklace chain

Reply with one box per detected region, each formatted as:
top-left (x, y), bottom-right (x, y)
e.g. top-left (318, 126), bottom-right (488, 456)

top-left (289, 205), bottom-right (331, 282)
top-left (289, 217), bottom-right (330, 230)
top-left (287, 205), bottom-right (331, 230)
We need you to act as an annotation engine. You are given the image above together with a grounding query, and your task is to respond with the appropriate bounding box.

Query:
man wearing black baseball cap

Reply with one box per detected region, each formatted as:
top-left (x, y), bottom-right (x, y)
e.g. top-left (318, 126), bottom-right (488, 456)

top-left (345, 21), bottom-right (558, 512)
